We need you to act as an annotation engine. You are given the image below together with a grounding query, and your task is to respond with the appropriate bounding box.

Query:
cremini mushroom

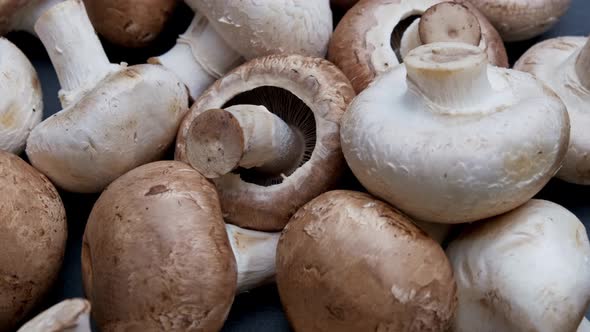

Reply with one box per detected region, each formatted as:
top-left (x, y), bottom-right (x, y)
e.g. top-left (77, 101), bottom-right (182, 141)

top-left (515, 35), bottom-right (590, 184)
top-left (176, 54), bottom-right (355, 231)
top-left (17, 299), bottom-right (91, 332)
top-left (25, 0), bottom-right (188, 193)
top-left (82, 161), bottom-right (280, 331)
top-left (0, 151), bottom-right (67, 332)
top-left (0, 37), bottom-right (42, 154)
top-left (0, 0), bottom-right (63, 35)
top-left (329, 0), bottom-right (508, 92)
top-left (447, 199), bottom-right (590, 332)
top-left (467, 0), bottom-right (571, 42)
top-left (341, 42), bottom-right (569, 224)
top-left (83, 0), bottom-right (177, 48)
top-left (276, 190), bottom-right (457, 331)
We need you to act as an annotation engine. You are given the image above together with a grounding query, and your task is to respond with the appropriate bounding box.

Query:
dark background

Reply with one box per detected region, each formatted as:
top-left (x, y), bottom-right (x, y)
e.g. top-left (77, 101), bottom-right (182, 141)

top-left (5, 0), bottom-right (590, 330)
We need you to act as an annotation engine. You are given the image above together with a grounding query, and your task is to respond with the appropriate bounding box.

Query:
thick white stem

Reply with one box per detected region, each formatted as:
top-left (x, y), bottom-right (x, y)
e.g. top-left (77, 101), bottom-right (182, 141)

top-left (225, 224), bottom-right (280, 293)
top-left (12, 0), bottom-right (64, 35)
top-left (34, 0), bottom-right (118, 106)
top-left (148, 13), bottom-right (242, 100)
top-left (576, 37), bottom-right (590, 90)
top-left (578, 318), bottom-right (590, 332)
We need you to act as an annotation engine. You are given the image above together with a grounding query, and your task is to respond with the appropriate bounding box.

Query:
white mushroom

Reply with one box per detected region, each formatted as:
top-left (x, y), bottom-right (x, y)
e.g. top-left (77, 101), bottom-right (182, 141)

top-left (0, 37), bottom-right (42, 154)
top-left (515, 35), bottom-right (590, 184)
top-left (17, 299), bottom-right (90, 332)
top-left (447, 199), bottom-right (590, 332)
top-left (25, 0), bottom-right (188, 193)
top-left (341, 42), bottom-right (570, 224)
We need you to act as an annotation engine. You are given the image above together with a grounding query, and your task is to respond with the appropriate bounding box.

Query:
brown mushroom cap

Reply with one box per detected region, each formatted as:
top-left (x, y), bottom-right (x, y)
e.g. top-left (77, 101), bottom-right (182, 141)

top-left (82, 161), bottom-right (237, 331)
top-left (176, 54), bottom-right (355, 231)
top-left (276, 190), bottom-right (457, 332)
top-left (83, 0), bottom-right (177, 48)
top-left (17, 298), bottom-right (90, 332)
top-left (0, 0), bottom-right (32, 34)
top-left (0, 151), bottom-right (67, 331)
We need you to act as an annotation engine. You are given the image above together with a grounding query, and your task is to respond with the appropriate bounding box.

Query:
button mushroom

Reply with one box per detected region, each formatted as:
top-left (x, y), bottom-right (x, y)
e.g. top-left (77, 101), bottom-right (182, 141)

top-left (0, 151), bottom-right (67, 331)
top-left (25, 0), bottom-right (188, 193)
top-left (515, 36), bottom-right (590, 185)
top-left (447, 199), bottom-right (590, 332)
top-left (0, 37), bottom-right (42, 154)
top-left (467, 0), bottom-right (571, 42)
top-left (17, 299), bottom-right (91, 332)
top-left (276, 190), bottom-right (457, 331)
top-left (83, 0), bottom-right (177, 48)
top-left (341, 42), bottom-right (570, 224)
top-left (82, 161), bottom-right (280, 331)
top-left (176, 54), bottom-right (355, 231)
top-left (0, 0), bottom-right (63, 35)
top-left (329, 0), bottom-right (508, 92)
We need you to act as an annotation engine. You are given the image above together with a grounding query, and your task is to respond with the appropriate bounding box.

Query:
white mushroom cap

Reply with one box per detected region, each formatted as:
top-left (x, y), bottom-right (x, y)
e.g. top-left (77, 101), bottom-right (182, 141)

top-left (447, 199), bottom-right (590, 332)
top-left (341, 42), bottom-right (569, 224)
top-left (17, 299), bottom-right (91, 332)
top-left (0, 37), bottom-right (42, 154)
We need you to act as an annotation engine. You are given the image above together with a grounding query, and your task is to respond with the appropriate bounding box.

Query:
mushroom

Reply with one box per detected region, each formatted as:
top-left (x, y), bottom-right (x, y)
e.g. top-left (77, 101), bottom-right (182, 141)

top-left (25, 0), bottom-right (188, 193)
top-left (340, 42), bottom-right (570, 224)
top-left (176, 54), bottom-right (355, 231)
top-left (82, 161), bottom-right (280, 331)
top-left (515, 36), bottom-right (590, 184)
top-left (466, 0), bottom-right (571, 42)
top-left (0, 151), bottom-right (67, 332)
top-left (276, 190), bottom-right (457, 331)
top-left (83, 0), bottom-right (177, 48)
top-left (329, 0), bottom-right (508, 93)
top-left (0, 0), bottom-right (63, 36)
top-left (17, 299), bottom-right (91, 332)
top-left (446, 199), bottom-right (590, 332)
top-left (0, 37), bottom-right (42, 154)
top-left (580, 318), bottom-right (590, 332)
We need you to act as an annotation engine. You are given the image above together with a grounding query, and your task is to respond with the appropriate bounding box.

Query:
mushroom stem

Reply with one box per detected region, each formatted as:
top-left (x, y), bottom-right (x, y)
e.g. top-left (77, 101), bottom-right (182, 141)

top-left (405, 42), bottom-right (492, 111)
top-left (186, 105), bottom-right (305, 179)
top-left (225, 224), bottom-right (280, 293)
top-left (16, 299), bottom-right (91, 332)
top-left (148, 13), bottom-right (242, 100)
top-left (34, 0), bottom-right (117, 105)
top-left (576, 37), bottom-right (590, 90)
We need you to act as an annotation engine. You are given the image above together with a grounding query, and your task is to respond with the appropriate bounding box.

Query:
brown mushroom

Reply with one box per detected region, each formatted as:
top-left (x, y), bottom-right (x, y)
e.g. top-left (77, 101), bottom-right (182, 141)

top-left (83, 0), bottom-right (177, 48)
top-left (0, 151), bottom-right (67, 332)
top-left (176, 54), bottom-right (355, 231)
top-left (82, 161), bottom-right (280, 331)
top-left (17, 299), bottom-right (91, 332)
top-left (276, 190), bottom-right (457, 331)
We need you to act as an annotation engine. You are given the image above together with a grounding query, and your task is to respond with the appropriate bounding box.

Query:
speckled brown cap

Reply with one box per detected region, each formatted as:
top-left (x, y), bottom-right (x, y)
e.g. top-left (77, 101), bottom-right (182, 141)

top-left (276, 190), bottom-right (457, 332)
top-left (0, 0), bottom-right (32, 34)
top-left (82, 161), bottom-right (237, 331)
top-left (176, 54), bottom-right (355, 231)
top-left (0, 151), bottom-right (67, 332)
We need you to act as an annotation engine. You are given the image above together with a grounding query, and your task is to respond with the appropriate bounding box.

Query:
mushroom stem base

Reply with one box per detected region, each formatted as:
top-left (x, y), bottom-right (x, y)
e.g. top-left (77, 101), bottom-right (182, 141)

top-left (576, 38), bottom-right (590, 90)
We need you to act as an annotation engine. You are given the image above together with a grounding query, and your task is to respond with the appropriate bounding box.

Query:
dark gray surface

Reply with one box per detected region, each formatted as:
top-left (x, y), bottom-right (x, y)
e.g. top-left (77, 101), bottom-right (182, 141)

top-left (5, 0), bottom-right (590, 330)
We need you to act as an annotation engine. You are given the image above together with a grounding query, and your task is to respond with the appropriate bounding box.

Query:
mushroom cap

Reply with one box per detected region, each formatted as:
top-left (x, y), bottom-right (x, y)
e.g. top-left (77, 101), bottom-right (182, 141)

top-left (447, 199), bottom-right (590, 332)
top-left (0, 37), bottom-right (43, 154)
top-left (515, 36), bottom-right (590, 184)
top-left (83, 0), bottom-right (176, 48)
top-left (0, 151), bottom-right (67, 331)
top-left (467, 0), bottom-right (571, 42)
top-left (25, 64), bottom-right (188, 193)
top-left (328, 0), bottom-right (508, 93)
top-left (82, 161), bottom-right (237, 332)
top-left (17, 299), bottom-right (90, 332)
top-left (0, 0), bottom-right (32, 34)
top-left (185, 0), bottom-right (333, 59)
top-left (341, 43), bottom-right (569, 224)
top-left (276, 190), bottom-right (457, 332)
top-left (176, 54), bottom-right (354, 231)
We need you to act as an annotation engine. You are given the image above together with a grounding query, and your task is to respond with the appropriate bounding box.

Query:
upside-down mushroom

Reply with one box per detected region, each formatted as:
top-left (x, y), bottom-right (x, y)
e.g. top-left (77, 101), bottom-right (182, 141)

top-left (176, 54), bottom-right (355, 231)
top-left (17, 299), bottom-right (91, 332)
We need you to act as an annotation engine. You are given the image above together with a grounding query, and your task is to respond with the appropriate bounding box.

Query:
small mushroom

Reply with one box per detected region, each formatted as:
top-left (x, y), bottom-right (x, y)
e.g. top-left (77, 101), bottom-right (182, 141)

top-left (276, 190), bottom-right (457, 331)
top-left (447, 199), bottom-right (590, 332)
top-left (176, 54), bottom-right (355, 231)
top-left (82, 161), bottom-right (280, 331)
top-left (341, 42), bottom-right (569, 224)
top-left (0, 37), bottom-right (42, 154)
top-left (17, 299), bottom-right (91, 332)
top-left (83, 0), bottom-right (177, 48)
top-left (515, 36), bottom-right (590, 184)
top-left (0, 0), bottom-right (63, 35)
top-left (0, 151), bottom-right (67, 332)
top-left (467, 0), bottom-right (571, 42)
top-left (329, 0), bottom-right (508, 92)
top-left (25, 0), bottom-right (188, 193)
